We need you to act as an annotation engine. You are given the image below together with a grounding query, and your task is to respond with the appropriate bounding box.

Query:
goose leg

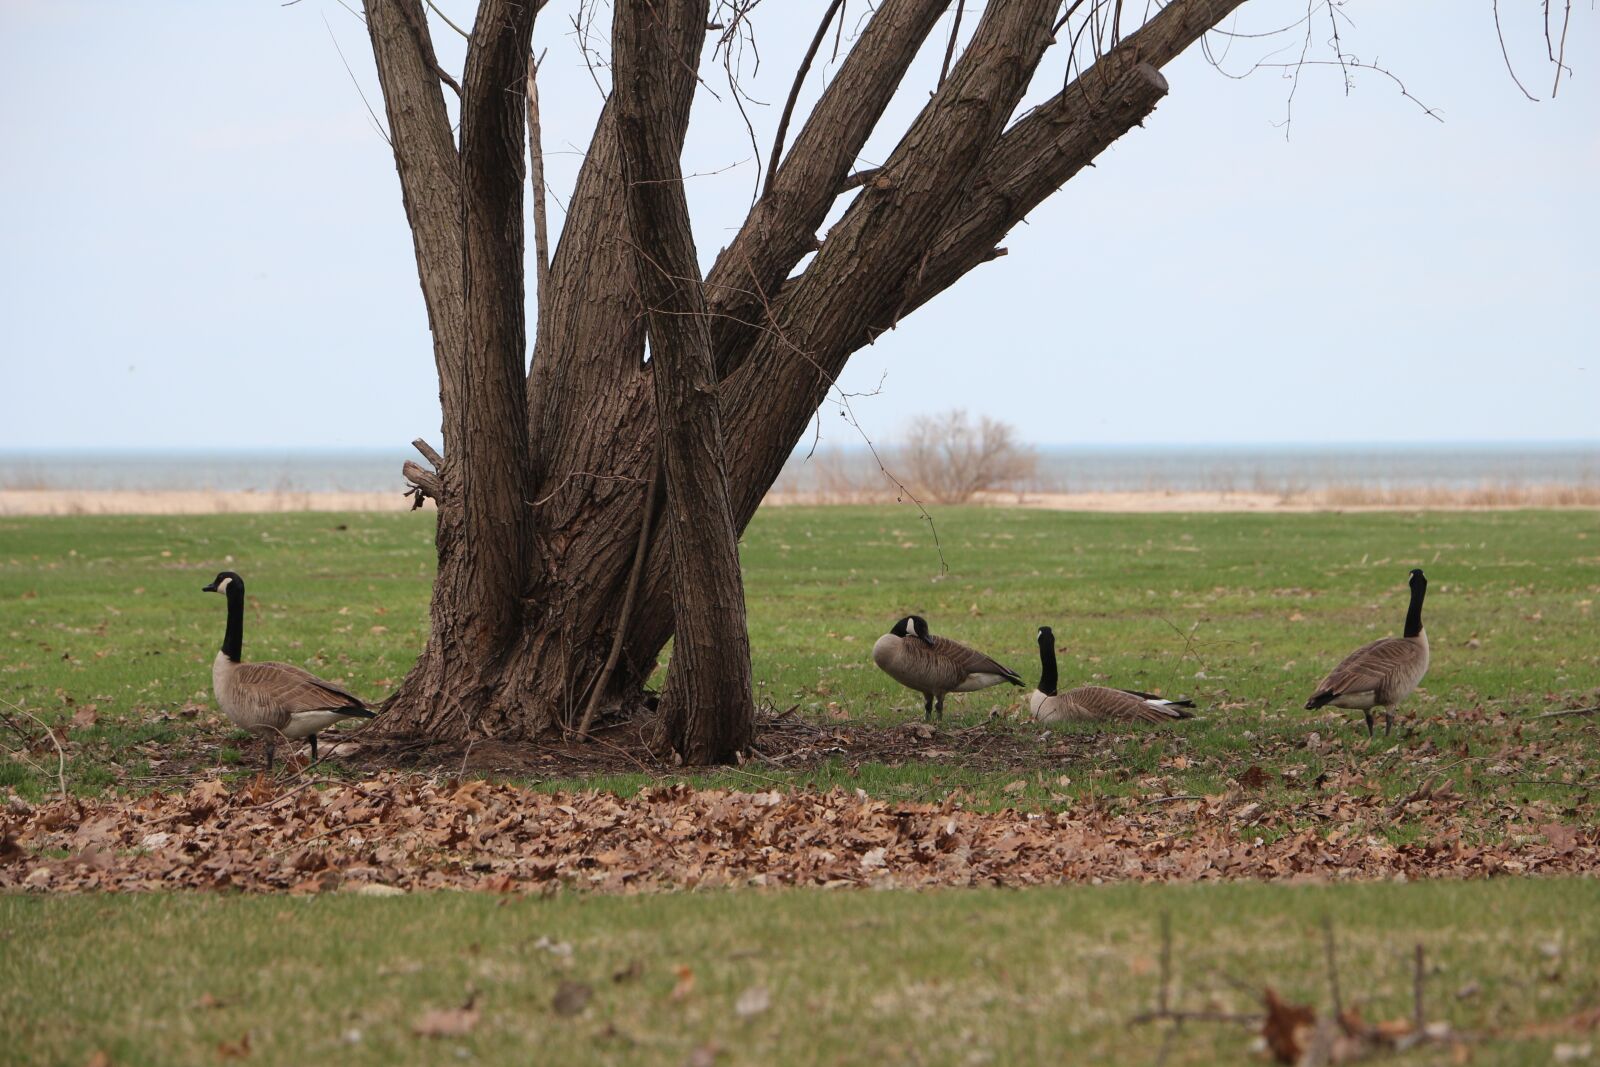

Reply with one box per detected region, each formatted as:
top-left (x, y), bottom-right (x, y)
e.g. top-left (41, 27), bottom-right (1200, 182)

top-left (264, 739), bottom-right (276, 771)
top-left (1383, 710), bottom-right (1393, 736)
top-left (310, 734), bottom-right (320, 765)
top-left (922, 693), bottom-right (934, 723)
top-left (934, 693), bottom-right (945, 723)
top-left (1363, 710), bottom-right (1375, 738)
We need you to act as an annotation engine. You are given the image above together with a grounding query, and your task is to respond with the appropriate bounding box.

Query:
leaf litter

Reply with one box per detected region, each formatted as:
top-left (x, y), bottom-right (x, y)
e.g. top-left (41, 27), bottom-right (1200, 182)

top-left (1, 769), bottom-right (1595, 894)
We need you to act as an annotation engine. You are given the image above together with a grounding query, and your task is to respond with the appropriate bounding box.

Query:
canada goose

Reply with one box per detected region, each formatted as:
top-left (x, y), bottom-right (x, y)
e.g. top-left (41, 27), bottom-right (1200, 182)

top-left (1029, 626), bottom-right (1197, 725)
top-left (202, 571), bottom-right (376, 768)
top-left (871, 615), bottom-right (1024, 722)
top-left (1304, 568), bottom-right (1430, 736)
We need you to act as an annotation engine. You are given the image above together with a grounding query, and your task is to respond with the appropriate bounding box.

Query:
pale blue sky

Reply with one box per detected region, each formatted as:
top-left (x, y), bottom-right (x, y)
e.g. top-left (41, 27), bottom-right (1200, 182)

top-left (1, 1), bottom-right (1594, 451)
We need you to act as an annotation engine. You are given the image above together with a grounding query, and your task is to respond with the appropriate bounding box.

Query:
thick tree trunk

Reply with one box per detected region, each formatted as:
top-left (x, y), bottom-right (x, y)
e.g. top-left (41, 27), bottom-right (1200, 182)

top-left (361, 0), bottom-right (1249, 755)
top-left (614, 0), bottom-right (754, 763)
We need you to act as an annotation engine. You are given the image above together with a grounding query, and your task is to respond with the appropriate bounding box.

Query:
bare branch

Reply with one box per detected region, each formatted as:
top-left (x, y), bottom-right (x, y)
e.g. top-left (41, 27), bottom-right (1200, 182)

top-left (1494, 0), bottom-right (1541, 101)
top-left (526, 52), bottom-right (551, 309)
top-left (577, 465), bottom-right (661, 739)
top-left (764, 0), bottom-right (847, 197)
top-left (937, 0), bottom-right (966, 90)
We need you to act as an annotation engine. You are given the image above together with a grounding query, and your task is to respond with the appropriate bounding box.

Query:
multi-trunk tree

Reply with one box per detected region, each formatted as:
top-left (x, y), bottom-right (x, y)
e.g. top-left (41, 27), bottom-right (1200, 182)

top-left (359, 0), bottom-right (1571, 763)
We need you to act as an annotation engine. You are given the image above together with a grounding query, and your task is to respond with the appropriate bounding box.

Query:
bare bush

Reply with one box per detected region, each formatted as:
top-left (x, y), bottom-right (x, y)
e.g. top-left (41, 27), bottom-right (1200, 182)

top-left (900, 411), bottom-right (1038, 504)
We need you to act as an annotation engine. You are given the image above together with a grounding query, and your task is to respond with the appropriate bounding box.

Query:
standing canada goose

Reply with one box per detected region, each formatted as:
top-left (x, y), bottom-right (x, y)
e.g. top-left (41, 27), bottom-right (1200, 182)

top-left (202, 571), bottom-right (376, 768)
top-left (872, 615), bottom-right (1023, 723)
top-left (1029, 626), bottom-right (1197, 725)
top-left (1304, 568), bottom-right (1430, 737)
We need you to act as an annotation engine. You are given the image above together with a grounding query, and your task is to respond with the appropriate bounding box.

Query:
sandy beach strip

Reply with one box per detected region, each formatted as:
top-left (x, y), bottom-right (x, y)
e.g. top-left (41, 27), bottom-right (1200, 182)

top-left (4, 487), bottom-right (1597, 516)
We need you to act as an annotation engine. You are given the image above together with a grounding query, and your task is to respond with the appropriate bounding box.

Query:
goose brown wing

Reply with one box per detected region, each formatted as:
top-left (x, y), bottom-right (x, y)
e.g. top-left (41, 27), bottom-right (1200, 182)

top-left (1312, 637), bottom-right (1404, 699)
top-left (929, 636), bottom-right (1023, 684)
top-left (232, 661), bottom-right (371, 713)
top-left (1068, 686), bottom-right (1188, 724)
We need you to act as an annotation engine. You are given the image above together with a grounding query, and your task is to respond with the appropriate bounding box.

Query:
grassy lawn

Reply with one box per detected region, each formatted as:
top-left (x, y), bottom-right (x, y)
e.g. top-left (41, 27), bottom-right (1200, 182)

top-left (5, 879), bottom-right (1600, 1066)
top-left (2, 507), bottom-right (1597, 1065)
top-left (1, 507), bottom-right (1596, 812)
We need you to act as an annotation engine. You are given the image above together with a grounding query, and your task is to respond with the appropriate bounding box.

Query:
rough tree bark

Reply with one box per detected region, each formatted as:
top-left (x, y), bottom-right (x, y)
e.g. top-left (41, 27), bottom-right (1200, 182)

top-left (362, 0), bottom-right (1254, 760)
top-left (613, 0), bottom-right (754, 763)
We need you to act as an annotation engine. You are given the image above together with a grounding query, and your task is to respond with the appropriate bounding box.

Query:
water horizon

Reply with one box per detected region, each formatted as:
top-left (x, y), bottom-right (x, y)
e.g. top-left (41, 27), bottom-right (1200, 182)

top-left (3, 441), bottom-right (1597, 495)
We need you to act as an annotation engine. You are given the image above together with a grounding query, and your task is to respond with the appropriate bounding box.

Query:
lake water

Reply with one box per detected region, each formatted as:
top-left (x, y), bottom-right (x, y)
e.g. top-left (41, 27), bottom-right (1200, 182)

top-left (3, 444), bottom-right (1596, 494)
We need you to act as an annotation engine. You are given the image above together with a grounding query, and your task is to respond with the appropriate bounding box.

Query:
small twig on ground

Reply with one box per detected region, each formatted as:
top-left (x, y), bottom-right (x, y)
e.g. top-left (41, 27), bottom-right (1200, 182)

top-left (1323, 916), bottom-right (1344, 1019)
top-left (1, 702), bottom-right (68, 798)
top-left (1158, 912), bottom-right (1172, 1015)
top-left (1538, 705), bottom-right (1599, 719)
top-left (1384, 774), bottom-right (1440, 822)
top-left (1412, 943), bottom-right (1426, 1034)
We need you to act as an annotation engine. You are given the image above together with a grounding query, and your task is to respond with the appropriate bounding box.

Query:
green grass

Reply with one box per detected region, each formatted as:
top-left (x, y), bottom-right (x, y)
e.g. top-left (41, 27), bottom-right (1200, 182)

top-left (2, 508), bottom-right (1598, 1065)
top-left (5, 879), bottom-right (1599, 1066)
top-left (1, 508), bottom-right (1597, 813)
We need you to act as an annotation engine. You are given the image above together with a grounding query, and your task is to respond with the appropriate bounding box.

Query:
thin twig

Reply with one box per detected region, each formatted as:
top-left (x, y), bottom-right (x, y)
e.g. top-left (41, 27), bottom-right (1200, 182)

top-left (1537, 705), bottom-right (1598, 719)
top-left (763, 0), bottom-right (845, 197)
top-left (2, 702), bottom-right (68, 799)
top-left (577, 462), bottom-right (662, 739)
top-left (526, 51), bottom-right (551, 308)
top-left (421, 0), bottom-right (469, 39)
top-left (1158, 912), bottom-right (1172, 1015)
top-left (936, 0), bottom-right (965, 91)
top-left (1412, 943), bottom-right (1426, 1032)
top-left (1493, 0), bottom-right (1540, 101)
top-left (1322, 916), bottom-right (1343, 1018)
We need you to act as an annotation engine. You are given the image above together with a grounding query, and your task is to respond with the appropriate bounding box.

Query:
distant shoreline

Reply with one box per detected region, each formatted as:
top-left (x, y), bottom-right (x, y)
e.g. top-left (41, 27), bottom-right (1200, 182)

top-left (3, 486), bottom-right (1597, 517)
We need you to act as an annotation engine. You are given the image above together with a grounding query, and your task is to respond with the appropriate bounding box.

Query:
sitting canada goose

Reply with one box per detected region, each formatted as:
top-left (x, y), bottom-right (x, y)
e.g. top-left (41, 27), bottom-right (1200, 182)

top-left (1304, 568), bottom-right (1430, 737)
top-left (872, 615), bottom-right (1023, 723)
top-left (1029, 626), bottom-right (1197, 725)
top-left (202, 571), bottom-right (376, 768)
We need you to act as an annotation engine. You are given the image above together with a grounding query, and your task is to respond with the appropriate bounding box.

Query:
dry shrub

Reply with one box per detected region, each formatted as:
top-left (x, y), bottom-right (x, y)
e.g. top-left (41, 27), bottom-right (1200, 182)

top-left (899, 410), bottom-right (1038, 504)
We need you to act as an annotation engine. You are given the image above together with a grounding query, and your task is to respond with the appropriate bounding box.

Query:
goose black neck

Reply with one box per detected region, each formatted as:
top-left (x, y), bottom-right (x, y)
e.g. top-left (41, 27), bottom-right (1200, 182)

top-left (1403, 580), bottom-right (1425, 639)
top-left (1036, 633), bottom-right (1057, 696)
top-left (221, 583), bottom-right (244, 662)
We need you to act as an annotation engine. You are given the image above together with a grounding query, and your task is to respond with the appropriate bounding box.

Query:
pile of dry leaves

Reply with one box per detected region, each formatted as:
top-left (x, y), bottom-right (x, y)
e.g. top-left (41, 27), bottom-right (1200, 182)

top-left (2, 772), bottom-right (1596, 893)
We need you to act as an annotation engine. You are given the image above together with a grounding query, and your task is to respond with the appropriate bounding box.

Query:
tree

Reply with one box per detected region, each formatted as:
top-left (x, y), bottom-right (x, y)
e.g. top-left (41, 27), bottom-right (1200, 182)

top-left (903, 411), bottom-right (1039, 504)
top-left (360, 0), bottom-right (1572, 763)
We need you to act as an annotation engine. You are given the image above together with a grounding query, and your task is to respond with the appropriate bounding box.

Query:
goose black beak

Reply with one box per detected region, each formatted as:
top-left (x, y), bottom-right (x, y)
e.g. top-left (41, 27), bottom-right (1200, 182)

top-left (919, 634), bottom-right (937, 647)
top-left (202, 580), bottom-right (219, 592)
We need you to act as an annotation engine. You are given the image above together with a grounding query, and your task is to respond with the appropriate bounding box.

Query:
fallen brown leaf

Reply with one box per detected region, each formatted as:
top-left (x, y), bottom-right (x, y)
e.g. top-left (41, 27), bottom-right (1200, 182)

top-left (1262, 987), bottom-right (1315, 1065)
top-left (670, 965), bottom-right (695, 1002)
top-left (413, 993), bottom-right (480, 1038)
top-left (216, 1033), bottom-right (251, 1060)
top-left (552, 980), bottom-right (592, 1017)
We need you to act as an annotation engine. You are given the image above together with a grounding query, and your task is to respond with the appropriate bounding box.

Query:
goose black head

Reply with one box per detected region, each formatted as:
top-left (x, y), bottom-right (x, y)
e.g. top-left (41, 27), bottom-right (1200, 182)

top-left (1408, 568), bottom-right (1427, 589)
top-left (890, 614), bottom-right (936, 646)
top-left (1036, 625), bottom-right (1055, 646)
top-left (203, 571), bottom-right (244, 595)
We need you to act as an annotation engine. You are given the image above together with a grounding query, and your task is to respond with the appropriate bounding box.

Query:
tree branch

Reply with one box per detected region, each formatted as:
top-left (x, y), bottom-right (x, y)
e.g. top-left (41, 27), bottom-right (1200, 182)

top-left (764, 0), bottom-right (846, 198)
top-left (526, 52), bottom-right (551, 310)
top-left (363, 0), bottom-right (465, 396)
top-left (703, 0), bottom-right (951, 377)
